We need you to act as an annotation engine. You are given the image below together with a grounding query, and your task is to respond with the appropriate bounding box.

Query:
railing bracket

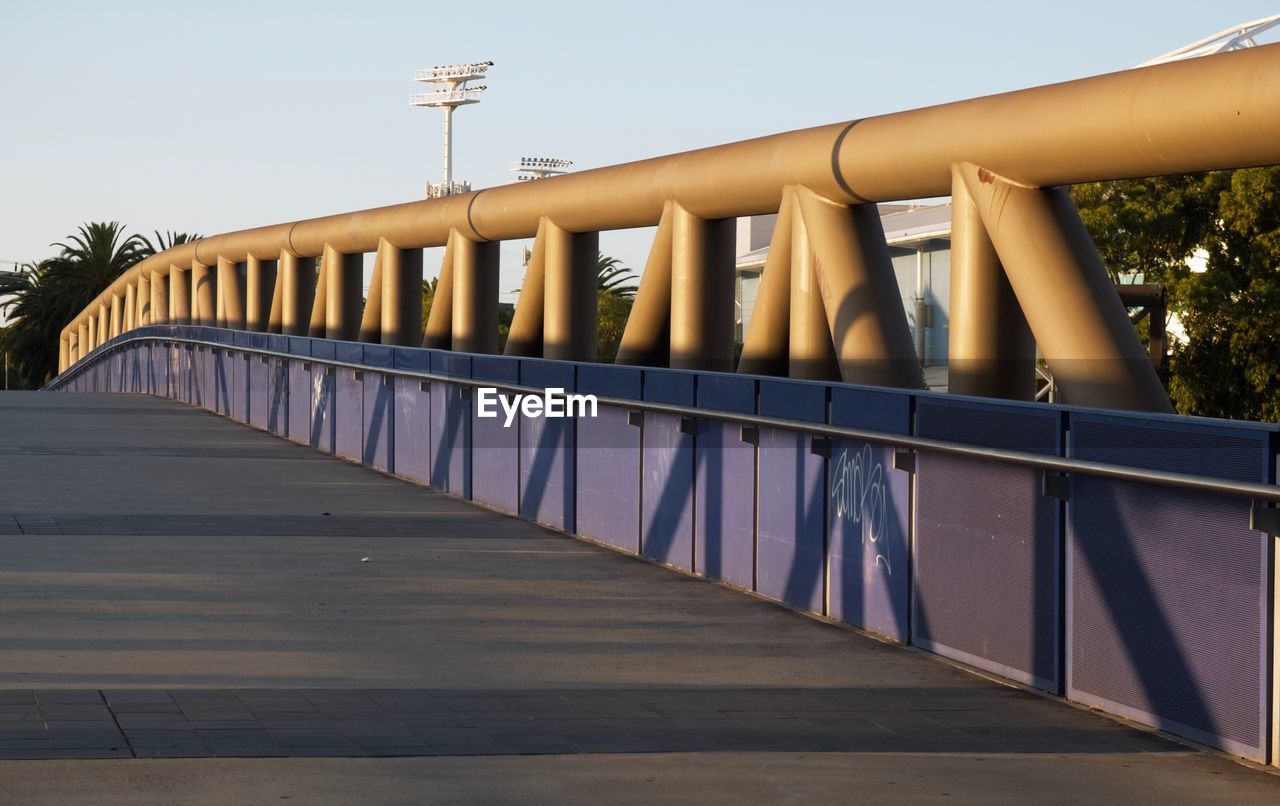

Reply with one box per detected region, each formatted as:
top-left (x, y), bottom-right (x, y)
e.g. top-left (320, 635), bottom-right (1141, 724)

top-left (893, 449), bottom-right (916, 474)
top-left (679, 416), bottom-right (698, 435)
top-left (627, 410), bottom-right (643, 428)
top-left (809, 436), bottom-right (831, 458)
top-left (1249, 501), bottom-right (1280, 536)
top-left (740, 425), bottom-right (759, 446)
top-left (1042, 472), bottom-right (1069, 500)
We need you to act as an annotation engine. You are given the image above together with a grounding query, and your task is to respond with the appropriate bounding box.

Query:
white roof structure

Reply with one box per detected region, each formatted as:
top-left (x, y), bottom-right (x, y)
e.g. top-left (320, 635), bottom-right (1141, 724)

top-left (1138, 14), bottom-right (1280, 67)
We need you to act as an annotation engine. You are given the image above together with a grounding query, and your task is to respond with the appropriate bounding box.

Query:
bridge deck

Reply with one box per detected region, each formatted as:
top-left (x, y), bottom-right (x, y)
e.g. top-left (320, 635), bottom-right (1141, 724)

top-left (0, 392), bottom-right (1274, 803)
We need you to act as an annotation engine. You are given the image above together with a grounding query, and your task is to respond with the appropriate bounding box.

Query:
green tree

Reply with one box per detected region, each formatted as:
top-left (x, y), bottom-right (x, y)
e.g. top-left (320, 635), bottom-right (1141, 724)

top-left (1072, 168), bottom-right (1280, 421)
top-left (597, 253), bottom-right (637, 298)
top-left (420, 276), bottom-right (439, 331)
top-left (138, 230), bottom-right (202, 258)
top-left (1, 223), bottom-right (149, 387)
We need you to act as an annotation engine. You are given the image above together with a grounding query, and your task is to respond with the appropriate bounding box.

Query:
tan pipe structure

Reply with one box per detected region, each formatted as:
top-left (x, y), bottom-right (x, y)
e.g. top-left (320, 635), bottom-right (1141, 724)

top-left (57, 45), bottom-right (1280, 407)
top-left (245, 256), bottom-right (275, 332)
top-left (169, 268), bottom-right (189, 326)
top-left (948, 167), bottom-right (1036, 399)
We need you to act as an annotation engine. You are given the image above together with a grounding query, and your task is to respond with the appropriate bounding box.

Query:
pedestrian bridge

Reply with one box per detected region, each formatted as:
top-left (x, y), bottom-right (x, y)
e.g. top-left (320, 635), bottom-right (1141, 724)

top-left (44, 325), bottom-right (1280, 776)
top-left (27, 41), bottom-right (1280, 798)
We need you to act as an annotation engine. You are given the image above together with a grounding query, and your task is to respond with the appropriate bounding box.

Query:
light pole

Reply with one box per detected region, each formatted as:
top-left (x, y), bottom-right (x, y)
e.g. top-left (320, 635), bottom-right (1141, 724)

top-left (509, 157), bottom-right (573, 182)
top-left (410, 61), bottom-right (493, 198)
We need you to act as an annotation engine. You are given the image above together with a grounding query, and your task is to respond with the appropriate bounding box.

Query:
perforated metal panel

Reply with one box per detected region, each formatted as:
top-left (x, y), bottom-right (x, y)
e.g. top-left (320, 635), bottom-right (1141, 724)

top-left (695, 374), bottom-right (757, 589)
top-left (470, 356), bottom-right (520, 514)
top-left (575, 365), bottom-right (643, 553)
top-left (1068, 412), bottom-right (1274, 761)
top-left (827, 387), bottom-right (912, 642)
top-left (515, 359), bottom-right (575, 532)
top-left (914, 397), bottom-right (1062, 692)
top-left (641, 370), bottom-right (697, 572)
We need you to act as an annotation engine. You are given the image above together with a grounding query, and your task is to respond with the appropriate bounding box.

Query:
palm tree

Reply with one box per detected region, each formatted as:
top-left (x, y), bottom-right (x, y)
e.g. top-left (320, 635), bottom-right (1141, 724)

top-left (0, 223), bottom-right (148, 386)
top-left (597, 253), bottom-right (637, 298)
top-left (49, 222), bottom-right (148, 312)
top-left (0, 261), bottom-right (79, 387)
top-left (138, 230), bottom-right (202, 258)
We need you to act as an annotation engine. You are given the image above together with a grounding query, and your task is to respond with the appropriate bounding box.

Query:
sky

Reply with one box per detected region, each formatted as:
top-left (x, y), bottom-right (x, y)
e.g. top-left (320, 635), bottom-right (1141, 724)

top-left (2, 0), bottom-right (1278, 296)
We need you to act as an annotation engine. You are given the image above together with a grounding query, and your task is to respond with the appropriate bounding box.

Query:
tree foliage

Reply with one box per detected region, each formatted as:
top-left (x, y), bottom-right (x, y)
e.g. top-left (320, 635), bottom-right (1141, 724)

top-left (1072, 168), bottom-right (1280, 421)
top-left (1, 223), bottom-right (199, 388)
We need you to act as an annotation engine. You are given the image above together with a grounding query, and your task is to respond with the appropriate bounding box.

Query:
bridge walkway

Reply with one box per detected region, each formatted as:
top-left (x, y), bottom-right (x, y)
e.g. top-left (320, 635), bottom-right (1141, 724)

top-left (0, 392), bottom-right (1274, 803)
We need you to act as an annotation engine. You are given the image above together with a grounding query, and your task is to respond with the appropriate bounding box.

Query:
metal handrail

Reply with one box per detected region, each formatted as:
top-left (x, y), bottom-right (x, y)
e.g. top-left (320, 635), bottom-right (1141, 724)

top-left (51, 332), bottom-right (1280, 515)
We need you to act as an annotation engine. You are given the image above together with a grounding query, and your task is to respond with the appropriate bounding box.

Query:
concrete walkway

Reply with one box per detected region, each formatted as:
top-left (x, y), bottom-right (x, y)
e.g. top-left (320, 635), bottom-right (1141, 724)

top-left (0, 392), bottom-right (1274, 802)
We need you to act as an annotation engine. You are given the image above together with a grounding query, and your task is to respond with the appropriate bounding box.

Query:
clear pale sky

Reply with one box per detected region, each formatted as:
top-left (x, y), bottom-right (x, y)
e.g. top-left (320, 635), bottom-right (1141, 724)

top-left (2, 0), bottom-right (1277, 293)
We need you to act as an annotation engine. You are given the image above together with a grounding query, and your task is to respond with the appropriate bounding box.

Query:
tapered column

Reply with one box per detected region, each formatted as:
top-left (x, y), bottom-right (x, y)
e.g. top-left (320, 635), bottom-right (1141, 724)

top-left (670, 204), bottom-right (734, 371)
top-left (324, 244), bottom-right (362, 342)
top-left (97, 304), bottom-right (108, 345)
top-left (451, 232), bottom-right (499, 354)
top-left (616, 203), bottom-right (675, 366)
top-left (955, 162), bottom-right (1171, 412)
top-left (245, 256), bottom-right (276, 332)
top-left (948, 165), bottom-right (1036, 400)
top-left (124, 283), bottom-right (137, 331)
top-left (59, 339), bottom-right (69, 374)
top-left (544, 221), bottom-right (598, 361)
top-left (789, 190), bottom-right (840, 381)
top-left (279, 252), bottom-right (316, 337)
top-left (423, 237), bottom-right (455, 349)
top-left (358, 248), bottom-right (384, 343)
top-left (169, 267), bottom-right (189, 326)
top-left (504, 221), bottom-right (546, 357)
top-left (217, 257), bottom-right (245, 331)
top-left (78, 322), bottom-right (89, 357)
top-left (150, 271), bottom-right (167, 326)
top-left (191, 260), bottom-right (215, 326)
top-left (137, 273), bottom-right (151, 327)
top-left (266, 261), bottom-right (284, 334)
top-left (380, 239), bottom-right (423, 347)
top-left (738, 192), bottom-right (792, 377)
top-left (85, 315), bottom-right (97, 353)
top-left (110, 295), bottom-right (122, 338)
top-left (794, 187), bottom-right (924, 389)
top-left (308, 253), bottom-right (328, 338)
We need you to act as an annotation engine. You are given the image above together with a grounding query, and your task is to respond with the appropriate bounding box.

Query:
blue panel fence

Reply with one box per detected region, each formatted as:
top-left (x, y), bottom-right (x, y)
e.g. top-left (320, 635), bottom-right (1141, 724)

top-left (52, 325), bottom-right (1280, 764)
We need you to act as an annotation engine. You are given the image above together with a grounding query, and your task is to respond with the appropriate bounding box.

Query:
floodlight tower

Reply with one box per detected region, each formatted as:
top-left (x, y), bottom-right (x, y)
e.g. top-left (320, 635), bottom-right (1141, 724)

top-left (410, 60), bottom-right (493, 198)
top-left (510, 157), bottom-right (573, 181)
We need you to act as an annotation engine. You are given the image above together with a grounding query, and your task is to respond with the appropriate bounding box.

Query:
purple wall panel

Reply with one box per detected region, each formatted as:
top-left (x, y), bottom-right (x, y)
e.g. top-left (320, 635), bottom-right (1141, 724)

top-left (913, 396), bottom-right (1061, 692)
top-left (430, 355), bottom-right (471, 498)
top-left (694, 374), bottom-right (756, 588)
top-left (310, 365), bottom-right (335, 453)
top-left (232, 353), bottom-right (250, 423)
top-left (756, 379), bottom-right (827, 614)
top-left (267, 358), bottom-right (288, 436)
top-left (640, 370), bottom-right (697, 571)
top-left (470, 357), bottom-right (520, 515)
top-left (1067, 412), bottom-right (1274, 761)
top-left (360, 347), bottom-right (396, 472)
top-left (212, 350), bottom-right (230, 415)
top-left (361, 373), bottom-right (394, 472)
top-left (575, 407), bottom-right (641, 552)
top-left (167, 345), bottom-right (180, 399)
top-left (287, 361), bottom-right (311, 444)
top-left (827, 387), bottom-right (912, 642)
top-left (249, 355), bottom-right (270, 429)
top-left (335, 368), bottom-right (364, 462)
top-left (575, 365), bottom-right (643, 553)
top-left (393, 377), bottom-right (431, 485)
top-left (155, 345), bottom-right (170, 397)
top-left (518, 359), bottom-right (576, 532)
